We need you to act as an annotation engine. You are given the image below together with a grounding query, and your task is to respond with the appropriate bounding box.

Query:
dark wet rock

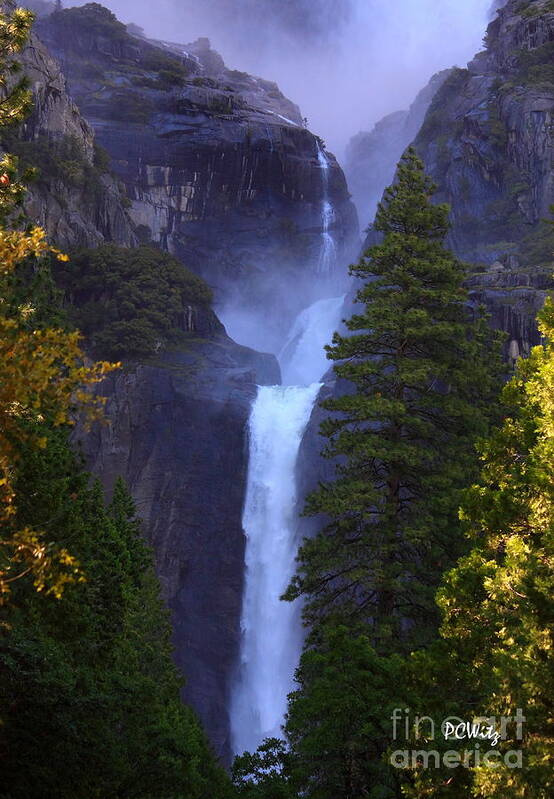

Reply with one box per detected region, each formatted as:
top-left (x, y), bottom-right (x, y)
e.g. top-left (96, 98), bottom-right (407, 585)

top-left (8, 34), bottom-right (136, 249)
top-left (413, 0), bottom-right (554, 266)
top-left (77, 335), bottom-right (280, 764)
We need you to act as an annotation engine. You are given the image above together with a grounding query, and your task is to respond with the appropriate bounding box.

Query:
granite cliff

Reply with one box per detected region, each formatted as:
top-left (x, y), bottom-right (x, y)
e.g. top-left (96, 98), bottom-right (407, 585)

top-left (3, 31), bottom-right (136, 248)
top-left (5, 5), bottom-right (293, 762)
top-left (415, 1), bottom-right (553, 265)
top-left (76, 338), bottom-right (279, 763)
top-left (36, 4), bottom-right (359, 350)
top-left (346, 0), bottom-right (553, 360)
top-left (413, 0), bottom-right (554, 358)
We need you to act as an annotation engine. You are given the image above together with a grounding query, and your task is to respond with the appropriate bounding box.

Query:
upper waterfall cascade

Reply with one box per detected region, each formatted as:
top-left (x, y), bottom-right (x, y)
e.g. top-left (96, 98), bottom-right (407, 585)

top-left (316, 143), bottom-right (338, 274)
top-left (279, 295), bottom-right (346, 386)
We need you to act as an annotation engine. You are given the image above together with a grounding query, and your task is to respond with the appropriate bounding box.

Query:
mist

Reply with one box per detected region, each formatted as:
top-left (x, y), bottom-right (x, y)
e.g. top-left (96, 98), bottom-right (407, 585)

top-left (69, 0), bottom-right (495, 158)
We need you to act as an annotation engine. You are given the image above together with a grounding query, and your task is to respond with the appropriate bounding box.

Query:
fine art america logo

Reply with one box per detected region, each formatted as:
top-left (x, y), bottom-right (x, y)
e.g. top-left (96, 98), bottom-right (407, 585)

top-left (390, 708), bottom-right (526, 770)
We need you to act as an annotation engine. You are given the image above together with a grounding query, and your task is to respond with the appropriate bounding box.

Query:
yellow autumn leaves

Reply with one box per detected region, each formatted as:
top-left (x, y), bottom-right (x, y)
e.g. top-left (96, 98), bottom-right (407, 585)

top-left (0, 226), bottom-right (119, 603)
top-left (0, 6), bottom-right (120, 603)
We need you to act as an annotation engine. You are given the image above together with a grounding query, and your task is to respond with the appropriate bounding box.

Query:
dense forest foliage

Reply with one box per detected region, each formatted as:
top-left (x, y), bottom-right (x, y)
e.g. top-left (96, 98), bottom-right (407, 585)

top-left (54, 244), bottom-right (213, 358)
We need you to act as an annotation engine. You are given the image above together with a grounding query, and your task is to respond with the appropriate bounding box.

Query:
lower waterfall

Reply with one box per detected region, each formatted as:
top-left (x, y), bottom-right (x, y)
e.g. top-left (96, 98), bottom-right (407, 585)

top-left (229, 383), bottom-right (322, 755)
top-left (230, 295), bottom-right (345, 756)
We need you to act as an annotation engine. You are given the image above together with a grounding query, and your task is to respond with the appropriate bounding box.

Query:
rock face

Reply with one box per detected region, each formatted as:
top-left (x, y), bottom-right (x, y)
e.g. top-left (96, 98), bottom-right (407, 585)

top-left (345, 69), bottom-right (452, 230)
top-left (411, 0), bottom-right (554, 354)
top-left (350, 0), bottom-right (554, 357)
top-left (78, 336), bottom-right (280, 764)
top-left (467, 265), bottom-right (550, 363)
top-left (413, 0), bottom-right (554, 268)
top-left (489, 0), bottom-right (507, 18)
top-left (36, 5), bottom-right (359, 349)
top-left (8, 34), bottom-right (136, 249)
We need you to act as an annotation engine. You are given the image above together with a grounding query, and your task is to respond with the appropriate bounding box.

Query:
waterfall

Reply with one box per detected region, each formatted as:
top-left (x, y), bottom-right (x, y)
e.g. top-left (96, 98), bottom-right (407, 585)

top-left (279, 295), bottom-right (345, 386)
top-left (316, 143), bottom-right (338, 274)
top-left (230, 383), bottom-right (321, 755)
top-left (230, 295), bottom-right (345, 756)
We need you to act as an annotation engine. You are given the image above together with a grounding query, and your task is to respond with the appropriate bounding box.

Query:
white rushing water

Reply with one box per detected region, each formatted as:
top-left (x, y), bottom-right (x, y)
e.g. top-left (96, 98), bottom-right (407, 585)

top-left (316, 144), bottom-right (338, 274)
top-left (279, 295), bottom-right (345, 386)
top-left (230, 295), bottom-right (345, 756)
top-left (230, 383), bottom-right (322, 754)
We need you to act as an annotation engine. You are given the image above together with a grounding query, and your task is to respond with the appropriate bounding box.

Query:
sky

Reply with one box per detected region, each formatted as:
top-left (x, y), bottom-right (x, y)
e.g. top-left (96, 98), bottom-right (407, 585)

top-left (69, 0), bottom-right (497, 159)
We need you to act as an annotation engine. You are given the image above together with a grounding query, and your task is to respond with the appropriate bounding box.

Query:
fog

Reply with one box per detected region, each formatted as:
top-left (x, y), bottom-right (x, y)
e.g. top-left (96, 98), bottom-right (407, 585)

top-left (69, 0), bottom-right (498, 158)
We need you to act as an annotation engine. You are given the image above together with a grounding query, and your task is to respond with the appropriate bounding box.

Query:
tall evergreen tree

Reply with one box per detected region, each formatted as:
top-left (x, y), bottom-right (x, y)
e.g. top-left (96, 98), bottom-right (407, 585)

top-left (285, 148), bottom-right (500, 650)
top-left (281, 149), bottom-right (501, 798)
top-left (286, 626), bottom-right (408, 799)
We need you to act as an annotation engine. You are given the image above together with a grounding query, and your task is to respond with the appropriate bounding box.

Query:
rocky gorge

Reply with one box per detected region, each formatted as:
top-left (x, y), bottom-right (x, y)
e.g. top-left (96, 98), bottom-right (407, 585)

top-left (35, 5), bottom-right (359, 349)
top-left (6, 0), bottom-right (554, 769)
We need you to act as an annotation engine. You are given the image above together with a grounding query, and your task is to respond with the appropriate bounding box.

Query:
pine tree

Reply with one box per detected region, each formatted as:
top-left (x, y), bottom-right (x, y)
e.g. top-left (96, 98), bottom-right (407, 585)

top-left (286, 626), bottom-right (408, 799)
top-left (280, 150), bottom-right (502, 798)
top-left (285, 148), bottom-right (501, 651)
top-left (427, 298), bottom-right (554, 798)
top-left (232, 738), bottom-right (295, 799)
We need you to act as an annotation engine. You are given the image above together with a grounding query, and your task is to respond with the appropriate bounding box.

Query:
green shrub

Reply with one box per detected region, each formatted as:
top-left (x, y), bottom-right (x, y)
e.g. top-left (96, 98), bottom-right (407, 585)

top-left (209, 94), bottom-right (233, 114)
top-left (4, 135), bottom-right (110, 208)
top-left (141, 48), bottom-right (188, 80)
top-left (487, 110), bottom-right (508, 148)
top-left (520, 206), bottom-right (554, 267)
top-left (516, 41), bottom-right (554, 84)
top-left (157, 67), bottom-right (187, 87)
top-left (525, 63), bottom-right (554, 85)
top-left (192, 76), bottom-right (218, 88)
top-left (93, 142), bottom-right (111, 173)
top-left (130, 75), bottom-right (161, 90)
top-left (55, 245), bottom-right (213, 358)
top-left (518, 1), bottom-right (554, 17)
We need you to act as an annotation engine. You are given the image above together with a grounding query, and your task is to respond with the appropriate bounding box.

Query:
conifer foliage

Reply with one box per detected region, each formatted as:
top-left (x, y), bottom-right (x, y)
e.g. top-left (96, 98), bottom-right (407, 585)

top-left (1, 431), bottom-right (233, 798)
top-left (431, 298), bottom-right (554, 798)
top-left (286, 148), bottom-right (500, 650)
